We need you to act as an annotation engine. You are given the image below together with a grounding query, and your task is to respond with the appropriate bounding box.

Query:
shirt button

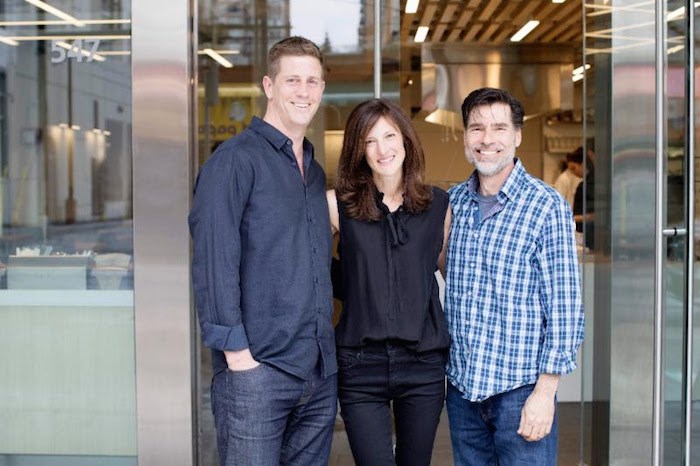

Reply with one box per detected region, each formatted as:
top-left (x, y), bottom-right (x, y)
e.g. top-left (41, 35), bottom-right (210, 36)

top-left (286, 140), bottom-right (292, 145)
top-left (470, 262), bottom-right (476, 268)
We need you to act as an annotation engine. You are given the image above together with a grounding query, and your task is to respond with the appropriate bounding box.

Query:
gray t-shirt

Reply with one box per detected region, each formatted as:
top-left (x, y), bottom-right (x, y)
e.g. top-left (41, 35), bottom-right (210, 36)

top-left (476, 192), bottom-right (499, 225)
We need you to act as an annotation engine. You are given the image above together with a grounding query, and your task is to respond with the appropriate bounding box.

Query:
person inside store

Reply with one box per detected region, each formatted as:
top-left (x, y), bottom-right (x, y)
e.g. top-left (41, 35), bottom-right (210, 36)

top-left (327, 98), bottom-right (451, 466)
top-left (443, 87), bottom-right (585, 465)
top-left (552, 147), bottom-right (584, 209)
top-left (188, 36), bottom-right (337, 466)
top-left (572, 144), bottom-right (596, 251)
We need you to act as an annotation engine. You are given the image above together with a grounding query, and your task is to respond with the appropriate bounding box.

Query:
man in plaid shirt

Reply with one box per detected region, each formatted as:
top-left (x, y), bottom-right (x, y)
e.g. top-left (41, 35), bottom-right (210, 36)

top-left (443, 87), bottom-right (584, 465)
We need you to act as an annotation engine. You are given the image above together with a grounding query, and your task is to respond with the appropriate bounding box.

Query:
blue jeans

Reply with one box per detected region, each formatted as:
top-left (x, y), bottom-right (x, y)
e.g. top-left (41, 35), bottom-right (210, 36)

top-left (210, 362), bottom-right (337, 466)
top-left (446, 382), bottom-right (557, 466)
top-left (338, 343), bottom-right (446, 466)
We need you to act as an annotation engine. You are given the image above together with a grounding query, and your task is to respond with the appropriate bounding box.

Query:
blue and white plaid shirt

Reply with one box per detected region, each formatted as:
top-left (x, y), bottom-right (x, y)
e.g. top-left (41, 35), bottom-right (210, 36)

top-left (445, 159), bottom-right (584, 402)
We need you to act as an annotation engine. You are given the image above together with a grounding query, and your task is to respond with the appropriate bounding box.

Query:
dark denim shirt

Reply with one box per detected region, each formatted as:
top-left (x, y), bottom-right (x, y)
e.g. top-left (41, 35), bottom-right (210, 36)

top-left (189, 117), bottom-right (337, 380)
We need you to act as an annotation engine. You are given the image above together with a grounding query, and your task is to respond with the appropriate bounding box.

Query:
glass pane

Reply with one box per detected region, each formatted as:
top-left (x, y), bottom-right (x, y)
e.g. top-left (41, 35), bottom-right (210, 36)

top-left (665, 1), bottom-right (690, 464)
top-left (583, 0), bottom-right (658, 464)
top-left (0, 1), bottom-right (135, 464)
top-left (194, 1), bottom-right (373, 464)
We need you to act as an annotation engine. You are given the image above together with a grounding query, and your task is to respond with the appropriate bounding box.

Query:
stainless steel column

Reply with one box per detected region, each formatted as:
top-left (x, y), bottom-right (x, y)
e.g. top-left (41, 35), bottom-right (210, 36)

top-left (132, 0), bottom-right (195, 464)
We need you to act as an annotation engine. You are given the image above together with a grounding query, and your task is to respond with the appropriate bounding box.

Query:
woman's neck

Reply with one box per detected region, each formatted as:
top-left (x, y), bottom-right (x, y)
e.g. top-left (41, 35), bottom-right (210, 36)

top-left (374, 174), bottom-right (404, 210)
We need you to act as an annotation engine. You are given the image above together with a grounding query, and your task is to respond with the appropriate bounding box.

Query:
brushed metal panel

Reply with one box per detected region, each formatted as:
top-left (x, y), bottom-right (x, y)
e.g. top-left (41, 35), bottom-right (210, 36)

top-left (132, 0), bottom-right (195, 465)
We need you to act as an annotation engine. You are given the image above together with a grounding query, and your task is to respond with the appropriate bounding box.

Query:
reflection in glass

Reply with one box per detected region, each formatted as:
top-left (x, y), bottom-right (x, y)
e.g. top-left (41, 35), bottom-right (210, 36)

top-left (0, 1), bottom-right (135, 464)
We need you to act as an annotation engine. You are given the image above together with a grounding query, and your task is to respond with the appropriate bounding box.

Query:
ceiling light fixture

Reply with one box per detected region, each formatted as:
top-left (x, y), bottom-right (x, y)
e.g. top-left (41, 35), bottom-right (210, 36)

top-left (510, 20), bottom-right (540, 42)
top-left (414, 26), bottom-right (429, 43)
top-left (203, 48), bottom-right (233, 68)
top-left (572, 64), bottom-right (591, 75)
top-left (0, 37), bottom-right (19, 46)
top-left (6, 34), bottom-right (130, 41)
top-left (24, 0), bottom-right (85, 27)
top-left (97, 50), bottom-right (131, 56)
top-left (667, 6), bottom-right (686, 21)
top-left (552, 0), bottom-right (565, 3)
top-left (572, 73), bottom-right (584, 83)
top-left (197, 49), bottom-right (239, 56)
top-left (0, 19), bottom-right (130, 27)
top-left (405, 0), bottom-right (420, 14)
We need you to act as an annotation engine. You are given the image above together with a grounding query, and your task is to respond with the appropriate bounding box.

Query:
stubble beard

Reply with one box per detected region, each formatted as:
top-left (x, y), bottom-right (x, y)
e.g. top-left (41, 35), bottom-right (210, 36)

top-left (465, 149), bottom-right (512, 178)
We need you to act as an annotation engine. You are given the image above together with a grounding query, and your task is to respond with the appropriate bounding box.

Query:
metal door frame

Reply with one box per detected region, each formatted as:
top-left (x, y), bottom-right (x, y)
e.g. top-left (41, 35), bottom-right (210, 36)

top-left (653, 1), bottom-right (696, 464)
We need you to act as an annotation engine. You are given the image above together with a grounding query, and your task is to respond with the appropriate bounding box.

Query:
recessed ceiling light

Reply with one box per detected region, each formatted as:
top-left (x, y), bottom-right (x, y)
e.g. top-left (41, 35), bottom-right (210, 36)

top-left (24, 0), bottom-right (85, 27)
top-left (203, 48), bottom-right (233, 68)
top-left (405, 0), bottom-right (420, 14)
top-left (573, 64), bottom-right (591, 75)
top-left (414, 26), bottom-right (429, 43)
top-left (510, 20), bottom-right (540, 42)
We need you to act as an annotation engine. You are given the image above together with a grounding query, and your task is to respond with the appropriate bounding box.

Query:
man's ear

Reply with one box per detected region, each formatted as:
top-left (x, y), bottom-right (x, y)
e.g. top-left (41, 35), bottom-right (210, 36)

top-left (515, 128), bottom-right (522, 147)
top-left (262, 75), bottom-right (273, 99)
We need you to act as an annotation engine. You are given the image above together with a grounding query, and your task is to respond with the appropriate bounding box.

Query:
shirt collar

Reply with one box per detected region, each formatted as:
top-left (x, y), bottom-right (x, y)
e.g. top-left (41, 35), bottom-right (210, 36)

top-left (248, 116), bottom-right (314, 159)
top-left (464, 158), bottom-right (525, 202)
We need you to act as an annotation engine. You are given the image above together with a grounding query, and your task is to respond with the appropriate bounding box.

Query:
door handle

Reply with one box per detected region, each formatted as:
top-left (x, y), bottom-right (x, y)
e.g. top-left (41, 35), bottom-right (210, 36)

top-left (662, 227), bottom-right (687, 237)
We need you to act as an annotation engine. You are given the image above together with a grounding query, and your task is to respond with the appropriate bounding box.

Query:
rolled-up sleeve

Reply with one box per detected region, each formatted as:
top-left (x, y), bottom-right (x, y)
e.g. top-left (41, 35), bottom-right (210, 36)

top-left (188, 149), bottom-right (253, 351)
top-left (537, 200), bottom-right (585, 375)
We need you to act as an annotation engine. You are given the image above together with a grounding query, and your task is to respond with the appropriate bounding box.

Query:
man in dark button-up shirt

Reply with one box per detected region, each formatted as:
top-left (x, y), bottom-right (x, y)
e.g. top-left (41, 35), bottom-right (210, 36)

top-left (188, 36), bottom-right (337, 466)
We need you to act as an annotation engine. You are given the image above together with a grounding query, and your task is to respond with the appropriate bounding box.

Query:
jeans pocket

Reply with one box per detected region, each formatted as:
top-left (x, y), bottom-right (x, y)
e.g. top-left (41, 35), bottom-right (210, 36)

top-left (415, 349), bottom-right (447, 365)
top-left (337, 348), bottom-right (360, 370)
top-left (226, 362), bottom-right (265, 375)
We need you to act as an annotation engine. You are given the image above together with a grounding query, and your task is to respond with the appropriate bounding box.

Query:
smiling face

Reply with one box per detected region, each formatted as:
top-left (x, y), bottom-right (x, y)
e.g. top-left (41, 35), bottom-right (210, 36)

top-left (262, 54), bottom-right (325, 137)
top-left (463, 102), bottom-right (522, 178)
top-left (364, 116), bottom-right (406, 182)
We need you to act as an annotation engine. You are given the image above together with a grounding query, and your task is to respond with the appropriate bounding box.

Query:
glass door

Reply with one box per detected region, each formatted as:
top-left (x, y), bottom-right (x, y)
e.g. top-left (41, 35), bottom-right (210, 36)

top-left (660, 2), bottom-right (696, 464)
top-left (582, 1), bottom-right (697, 464)
top-left (194, 1), bottom-right (388, 463)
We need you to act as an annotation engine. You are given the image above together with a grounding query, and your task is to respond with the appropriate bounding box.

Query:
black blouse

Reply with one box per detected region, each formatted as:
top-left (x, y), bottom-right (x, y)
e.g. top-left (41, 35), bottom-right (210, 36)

top-left (334, 186), bottom-right (450, 352)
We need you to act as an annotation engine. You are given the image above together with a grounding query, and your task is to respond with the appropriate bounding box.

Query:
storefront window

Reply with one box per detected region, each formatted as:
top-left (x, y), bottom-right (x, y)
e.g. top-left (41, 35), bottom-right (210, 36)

top-left (0, 1), bottom-right (135, 464)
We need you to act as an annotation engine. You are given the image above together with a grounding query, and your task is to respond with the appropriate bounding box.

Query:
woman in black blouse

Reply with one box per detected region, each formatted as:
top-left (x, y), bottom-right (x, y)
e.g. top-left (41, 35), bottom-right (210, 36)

top-left (327, 98), bottom-right (451, 466)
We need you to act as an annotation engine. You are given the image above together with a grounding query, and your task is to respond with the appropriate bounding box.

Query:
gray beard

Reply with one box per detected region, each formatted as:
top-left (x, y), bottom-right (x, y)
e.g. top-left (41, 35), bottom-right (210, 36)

top-left (466, 152), bottom-right (511, 178)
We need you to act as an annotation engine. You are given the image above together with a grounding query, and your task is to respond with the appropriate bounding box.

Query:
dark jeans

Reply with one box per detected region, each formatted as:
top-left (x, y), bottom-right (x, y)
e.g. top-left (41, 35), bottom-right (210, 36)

top-left (210, 362), bottom-right (337, 466)
top-left (337, 342), bottom-right (446, 466)
top-left (446, 382), bottom-right (558, 466)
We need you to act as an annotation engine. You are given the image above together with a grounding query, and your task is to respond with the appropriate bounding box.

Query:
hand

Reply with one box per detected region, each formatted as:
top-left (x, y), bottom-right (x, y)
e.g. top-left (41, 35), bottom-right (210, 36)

top-left (517, 388), bottom-right (556, 442)
top-left (224, 348), bottom-right (260, 371)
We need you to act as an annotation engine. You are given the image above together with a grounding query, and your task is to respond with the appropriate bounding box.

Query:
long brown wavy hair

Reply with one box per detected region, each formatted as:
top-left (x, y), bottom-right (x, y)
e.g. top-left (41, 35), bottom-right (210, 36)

top-left (336, 99), bottom-right (432, 221)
